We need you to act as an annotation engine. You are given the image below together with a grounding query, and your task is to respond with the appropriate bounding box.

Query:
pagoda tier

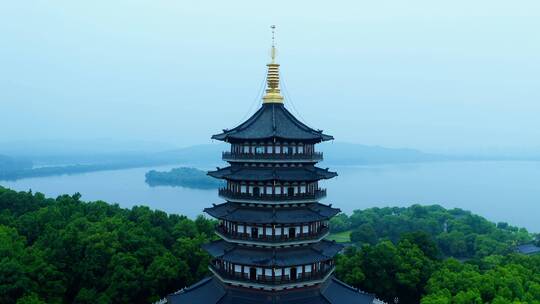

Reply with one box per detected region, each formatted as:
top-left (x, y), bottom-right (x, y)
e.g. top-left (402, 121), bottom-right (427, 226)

top-left (212, 103), bottom-right (333, 143)
top-left (208, 258), bottom-right (335, 290)
top-left (218, 179), bottom-right (327, 204)
top-left (205, 202), bottom-right (338, 246)
top-left (203, 240), bottom-right (342, 288)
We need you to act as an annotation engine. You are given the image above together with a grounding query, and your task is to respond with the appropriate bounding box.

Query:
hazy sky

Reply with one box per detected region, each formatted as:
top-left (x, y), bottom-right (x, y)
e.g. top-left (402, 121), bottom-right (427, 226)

top-left (1, 1), bottom-right (539, 153)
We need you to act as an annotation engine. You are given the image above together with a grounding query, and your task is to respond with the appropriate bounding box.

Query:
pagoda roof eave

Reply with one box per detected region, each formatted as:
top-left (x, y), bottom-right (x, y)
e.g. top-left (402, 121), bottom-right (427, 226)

top-left (211, 103), bottom-right (333, 143)
top-left (167, 276), bottom-right (378, 304)
top-left (202, 239), bottom-right (343, 267)
top-left (204, 202), bottom-right (340, 224)
top-left (207, 166), bottom-right (337, 182)
top-left (211, 133), bottom-right (334, 143)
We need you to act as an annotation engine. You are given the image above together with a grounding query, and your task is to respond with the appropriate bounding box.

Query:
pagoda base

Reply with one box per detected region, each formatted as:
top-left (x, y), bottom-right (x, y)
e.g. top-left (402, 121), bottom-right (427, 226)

top-left (166, 275), bottom-right (383, 304)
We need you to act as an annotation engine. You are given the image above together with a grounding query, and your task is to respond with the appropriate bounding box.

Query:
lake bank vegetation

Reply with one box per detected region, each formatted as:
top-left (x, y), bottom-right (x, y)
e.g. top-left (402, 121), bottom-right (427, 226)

top-left (145, 167), bottom-right (223, 189)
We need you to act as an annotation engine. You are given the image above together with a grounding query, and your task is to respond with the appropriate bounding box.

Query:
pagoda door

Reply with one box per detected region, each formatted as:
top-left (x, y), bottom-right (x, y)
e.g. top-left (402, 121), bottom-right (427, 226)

top-left (289, 227), bottom-right (296, 239)
top-left (253, 187), bottom-right (260, 196)
top-left (287, 187), bottom-right (294, 196)
top-left (290, 267), bottom-right (297, 280)
top-left (251, 227), bottom-right (259, 239)
top-left (287, 146), bottom-right (294, 154)
top-left (249, 267), bottom-right (257, 280)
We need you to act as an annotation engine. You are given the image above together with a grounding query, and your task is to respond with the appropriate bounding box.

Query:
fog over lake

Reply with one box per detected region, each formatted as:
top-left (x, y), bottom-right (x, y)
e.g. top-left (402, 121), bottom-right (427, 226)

top-left (2, 161), bottom-right (539, 232)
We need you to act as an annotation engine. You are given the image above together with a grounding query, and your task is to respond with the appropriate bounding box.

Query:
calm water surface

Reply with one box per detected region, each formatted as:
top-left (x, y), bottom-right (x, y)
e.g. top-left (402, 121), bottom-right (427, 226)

top-left (2, 161), bottom-right (539, 232)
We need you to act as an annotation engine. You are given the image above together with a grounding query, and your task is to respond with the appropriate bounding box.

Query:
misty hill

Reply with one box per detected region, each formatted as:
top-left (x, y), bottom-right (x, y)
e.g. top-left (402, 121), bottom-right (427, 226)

top-left (318, 142), bottom-right (448, 165)
top-left (149, 142), bottom-right (448, 166)
top-left (0, 143), bottom-right (448, 180)
top-left (0, 139), bottom-right (177, 167)
top-left (0, 155), bottom-right (32, 174)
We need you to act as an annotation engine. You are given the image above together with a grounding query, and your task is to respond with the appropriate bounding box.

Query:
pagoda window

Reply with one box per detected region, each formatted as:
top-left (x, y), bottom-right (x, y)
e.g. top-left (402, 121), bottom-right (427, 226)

top-left (264, 268), bottom-right (272, 277)
top-left (302, 225), bottom-right (309, 234)
top-left (243, 145), bottom-right (249, 153)
top-left (300, 185), bottom-right (306, 193)
top-left (238, 225), bottom-right (245, 233)
top-left (265, 226), bottom-right (272, 236)
top-left (275, 226), bottom-right (282, 236)
top-left (234, 265), bottom-right (242, 273)
top-left (255, 146), bottom-right (264, 154)
top-left (265, 186), bottom-right (272, 194)
top-left (240, 185), bottom-right (247, 193)
top-left (275, 187), bottom-right (282, 195)
top-left (298, 145), bottom-right (304, 154)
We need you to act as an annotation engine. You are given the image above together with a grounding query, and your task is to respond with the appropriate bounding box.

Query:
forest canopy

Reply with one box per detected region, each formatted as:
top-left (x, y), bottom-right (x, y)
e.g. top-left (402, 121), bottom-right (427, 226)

top-left (0, 186), bottom-right (214, 304)
top-left (0, 186), bottom-right (538, 303)
top-left (330, 204), bottom-right (533, 259)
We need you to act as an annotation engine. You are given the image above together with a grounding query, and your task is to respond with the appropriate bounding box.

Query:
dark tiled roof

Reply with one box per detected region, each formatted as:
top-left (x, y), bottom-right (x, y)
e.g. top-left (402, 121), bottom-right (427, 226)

top-left (166, 277), bottom-right (226, 304)
top-left (204, 202), bottom-right (340, 224)
top-left (203, 240), bottom-right (343, 267)
top-left (208, 165), bottom-right (337, 182)
top-left (167, 276), bottom-right (378, 304)
top-left (516, 243), bottom-right (540, 255)
top-left (212, 103), bottom-right (333, 142)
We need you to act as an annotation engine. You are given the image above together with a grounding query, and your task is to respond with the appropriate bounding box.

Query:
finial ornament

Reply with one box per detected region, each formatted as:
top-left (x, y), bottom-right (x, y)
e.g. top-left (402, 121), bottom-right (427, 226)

top-left (271, 25), bottom-right (276, 48)
top-left (263, 25), bottom-right (284, 104)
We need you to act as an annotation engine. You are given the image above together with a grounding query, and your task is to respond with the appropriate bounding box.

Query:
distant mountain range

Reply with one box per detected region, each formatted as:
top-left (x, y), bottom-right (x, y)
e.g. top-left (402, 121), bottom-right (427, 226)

top-left (1, 142), bottom-right (539, 180)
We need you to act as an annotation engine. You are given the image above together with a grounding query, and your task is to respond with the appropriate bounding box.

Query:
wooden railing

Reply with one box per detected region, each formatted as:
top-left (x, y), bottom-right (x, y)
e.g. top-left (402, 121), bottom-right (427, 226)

top-left (216, 226), bottom-right (329, 243)
top-left (222, 151), bottom-right (323, 161)
top-left (210, 263), bottom-right (334, 285)
top-left (218, 188), bottom-right (326, 202)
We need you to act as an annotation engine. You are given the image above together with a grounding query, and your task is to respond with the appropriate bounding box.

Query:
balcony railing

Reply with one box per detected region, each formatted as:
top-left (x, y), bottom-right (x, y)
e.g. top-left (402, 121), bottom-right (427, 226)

top-left (218, 188), bottom-right (327, 202)
top-left (210, 263), bottom-right (334, 285)
top-left (222, 152), bottom-right (323, 162)
top-left (216, 226), bottom-right (329, 243)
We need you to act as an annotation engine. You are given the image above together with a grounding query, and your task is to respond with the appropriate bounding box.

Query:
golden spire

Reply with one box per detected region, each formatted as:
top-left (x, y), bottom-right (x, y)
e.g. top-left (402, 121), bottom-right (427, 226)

top-left (262, 25), bottom-right (284, 104)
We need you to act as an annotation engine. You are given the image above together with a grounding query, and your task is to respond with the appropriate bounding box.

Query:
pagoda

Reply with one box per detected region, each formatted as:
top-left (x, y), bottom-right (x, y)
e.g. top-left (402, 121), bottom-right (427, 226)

top-left (167, 27), bottom-right (381, 304)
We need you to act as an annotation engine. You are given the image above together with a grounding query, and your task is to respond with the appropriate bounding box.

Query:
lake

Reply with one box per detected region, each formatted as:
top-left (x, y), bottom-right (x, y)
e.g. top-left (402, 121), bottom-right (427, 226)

top-left (1, 161), bottom-right (539, 232)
